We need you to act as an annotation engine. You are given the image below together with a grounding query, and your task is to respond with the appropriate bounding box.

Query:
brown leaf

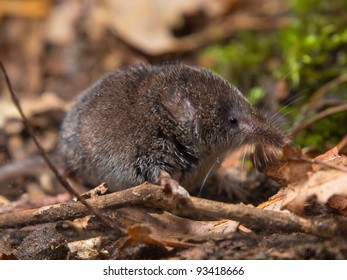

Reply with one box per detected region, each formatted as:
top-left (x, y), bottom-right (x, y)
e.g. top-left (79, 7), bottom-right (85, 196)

top-left (118, 207), bottom-right (239, 242)
top-left (280, 146), bottom-right (347, 214)
top-left (258, 145), bottom-right (311, 186)
top-left (257, 195), bottom-right (285, 211)
top-left (104, 0), bottom-right (200, 54)
top-left (68, 237), bottom-right (104, 260)
top-left (312, 146), bottom-right (340, 172)
top-left (126, 224), bottom-right (194, 248)
top-left (45, 1), bottom-right (81, 45)
top-left (0, 0), bottom-right (51, 19)
top-left (283, 170), bottom-right (347, 214)
top-left (328, 195), bottom-right (347, 216)
top-left (0, 92), bottom-right (70, 127)
top-left (101, 0), bottom-right (287, 55)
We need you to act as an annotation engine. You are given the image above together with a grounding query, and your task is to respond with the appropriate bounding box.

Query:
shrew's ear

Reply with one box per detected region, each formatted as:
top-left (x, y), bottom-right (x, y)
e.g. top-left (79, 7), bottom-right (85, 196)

top-left (161, 86), bottom-right (200, 137)
top-left (162, 86), bottom-right (196, 123)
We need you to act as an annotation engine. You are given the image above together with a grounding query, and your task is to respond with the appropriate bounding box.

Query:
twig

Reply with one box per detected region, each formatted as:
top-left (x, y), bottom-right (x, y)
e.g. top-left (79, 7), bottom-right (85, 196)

top-left (337, 134), bottom-right (347, 152)
top-left (172, 14), bottom-right (288, 53)
top-left (291, 103), bottom-right (347, 137)
top-left (0, 60), bottom-right (117, 231)
top-left (287, 155), bottom-right (347, 173)
top-left (300, 73), bottom-right (347, 117)
top-left (0, 183), bottom-right (345, 238)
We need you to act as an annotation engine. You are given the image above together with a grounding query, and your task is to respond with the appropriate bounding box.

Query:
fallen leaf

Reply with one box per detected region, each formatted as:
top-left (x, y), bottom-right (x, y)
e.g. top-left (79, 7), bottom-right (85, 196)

top-left (0, 92), bottom-right (71, 127)
top-left (312, 146), bottom-right (340, 172)
top-left (283, 170), bottom-right (347, 214)
top-left (45, 0), bottom-right (81, 45)
top-left (280, 145), bottom-right (312, 184)
top-left (126, 224), bottom-right (195, 248)
top-left (0, 0), bottom-right (51, 19)
top-left (328, 195), bottom-right (347, 216)
top-left (101, 0), bottom-right (287, 55)
top-left (279, 147), bottom-right (347, 214)
top-left (104, 0), bottom-right (205, 55)
top-left (118, 207), bottom-right (239, 241)
top-left (68, 237), bottom-right (105, 260)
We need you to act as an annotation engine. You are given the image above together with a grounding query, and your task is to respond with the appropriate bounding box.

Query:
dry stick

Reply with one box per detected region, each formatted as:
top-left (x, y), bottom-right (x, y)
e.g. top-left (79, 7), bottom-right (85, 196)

top-left (287, 155), bottom-right (347, 174)
top-left (0, 60), bottom-right (117, 231)
top-left (292, 73), bottom-right (347, 134)
top-left (0, 183), bottom-right (345, 239)
top-left (172, 15), bottom-right (288, 53)
top-left (300, 72), bottom-right (347, 117)
top-left (291, 103), bottom-right (347, 137)
top-left (337, 134), bottom-right (347, 152)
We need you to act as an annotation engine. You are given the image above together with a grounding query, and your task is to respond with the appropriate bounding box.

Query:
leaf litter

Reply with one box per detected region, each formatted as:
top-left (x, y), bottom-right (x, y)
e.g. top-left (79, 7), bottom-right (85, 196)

top-left (0, 0), bottom-right (347, 260)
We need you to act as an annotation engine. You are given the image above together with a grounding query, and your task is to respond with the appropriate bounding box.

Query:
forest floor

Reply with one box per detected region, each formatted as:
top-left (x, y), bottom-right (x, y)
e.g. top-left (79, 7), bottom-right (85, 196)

top-left (0, 0), bottom-right (346, 260)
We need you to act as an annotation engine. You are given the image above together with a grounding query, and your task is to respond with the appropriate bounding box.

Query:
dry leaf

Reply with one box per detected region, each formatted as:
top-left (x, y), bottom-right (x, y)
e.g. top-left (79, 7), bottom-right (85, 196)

top-left (126, 224), bottom-right (194, 249)
top-left (0, 91), bottom-right (70, 127)
top-left (280, 146), bottom-right (312, 184)
top-left (45, 0), bottom-right (81, 45)
top-left (328, 195), bottom-right (347, 216)
top-left (68, 237), bottom-right (105, 260)
top-left (279, 147), bottom-right (347, 214)
top-left (283, 170), bottom-right (347, 214)
top-left (0, 0), bottom-right (51, 19)
top-left (104, 0), bottom-right (233, 55)
top-left (0, 195), bottom-right (10, 206)
top-left (257, 195), bottom-right (285, 212)
top-left (100, 0), bottom-right (287, 55)
top-left (118, 207), bottom-right (239, 242)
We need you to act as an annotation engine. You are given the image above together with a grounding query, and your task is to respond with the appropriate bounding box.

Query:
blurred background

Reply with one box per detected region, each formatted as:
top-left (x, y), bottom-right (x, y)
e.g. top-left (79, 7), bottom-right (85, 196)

top-left (0, 0), bottom-right (346, 203)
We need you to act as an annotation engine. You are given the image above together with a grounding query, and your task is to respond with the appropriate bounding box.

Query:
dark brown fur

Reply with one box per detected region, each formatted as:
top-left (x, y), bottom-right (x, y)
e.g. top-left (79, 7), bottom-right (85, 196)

top-left (58, 64), bottom-right (289, 192)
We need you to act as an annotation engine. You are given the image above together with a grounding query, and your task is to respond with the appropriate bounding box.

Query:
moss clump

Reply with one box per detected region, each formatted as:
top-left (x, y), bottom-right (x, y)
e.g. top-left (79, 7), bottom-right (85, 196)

top-left (201, 0), bottom-right (347, 151)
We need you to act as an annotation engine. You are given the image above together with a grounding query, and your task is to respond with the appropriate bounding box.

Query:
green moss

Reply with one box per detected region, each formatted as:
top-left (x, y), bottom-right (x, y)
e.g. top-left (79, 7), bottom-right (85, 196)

top-left (201, 0), bottom-right (347, 151)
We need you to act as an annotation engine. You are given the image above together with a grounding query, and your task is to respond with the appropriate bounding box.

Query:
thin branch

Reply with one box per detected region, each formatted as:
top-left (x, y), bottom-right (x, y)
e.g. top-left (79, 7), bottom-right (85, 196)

top-left (172, 15), bottom-right (288, 53)
top-left (287, 155), bottom-right (347, 174)
top-left (0, 60), bottom-right (117, 231)
top-left (0, 183), bottom-right (345, 239)
top-left (291, 103), bottom-right (347, 137)
top-left (300, 73), bottom-right (347, 117)
top-left (337, 134), bottom-right (347, 152)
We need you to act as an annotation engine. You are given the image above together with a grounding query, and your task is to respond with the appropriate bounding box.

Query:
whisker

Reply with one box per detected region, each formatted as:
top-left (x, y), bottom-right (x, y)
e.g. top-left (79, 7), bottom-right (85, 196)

top-left (252, 144), bottom-right (259, 174)
top-left (198, 157), bottom-right (220, 197)
top-left (261, 59), bottom-right (304, 112)
top-left (270, 95), bottom-right (305, 122)
top-left (217, 171), bottom-right (226, 195)
top-left (260, 93), bottom-right (270, 112)
top-left (280, 60), bottom-right (304, 81)
top-left (240, 146), bottom-right (247, 189)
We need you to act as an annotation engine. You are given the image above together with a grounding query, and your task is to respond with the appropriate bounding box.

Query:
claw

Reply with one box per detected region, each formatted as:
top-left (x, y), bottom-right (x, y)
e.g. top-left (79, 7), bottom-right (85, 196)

top-left (158, 171), bottom-right (190, 200)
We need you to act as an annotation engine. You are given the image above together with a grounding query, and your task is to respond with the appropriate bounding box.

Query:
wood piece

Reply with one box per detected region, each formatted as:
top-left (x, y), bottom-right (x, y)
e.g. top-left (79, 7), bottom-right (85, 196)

top-left (0, 182), bottom-right (345, 239)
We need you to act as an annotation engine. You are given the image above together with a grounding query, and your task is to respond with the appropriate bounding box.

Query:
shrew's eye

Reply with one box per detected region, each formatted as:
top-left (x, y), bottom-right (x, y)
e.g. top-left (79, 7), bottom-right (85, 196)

top-left (228, 116), bottom-right (238, 126)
